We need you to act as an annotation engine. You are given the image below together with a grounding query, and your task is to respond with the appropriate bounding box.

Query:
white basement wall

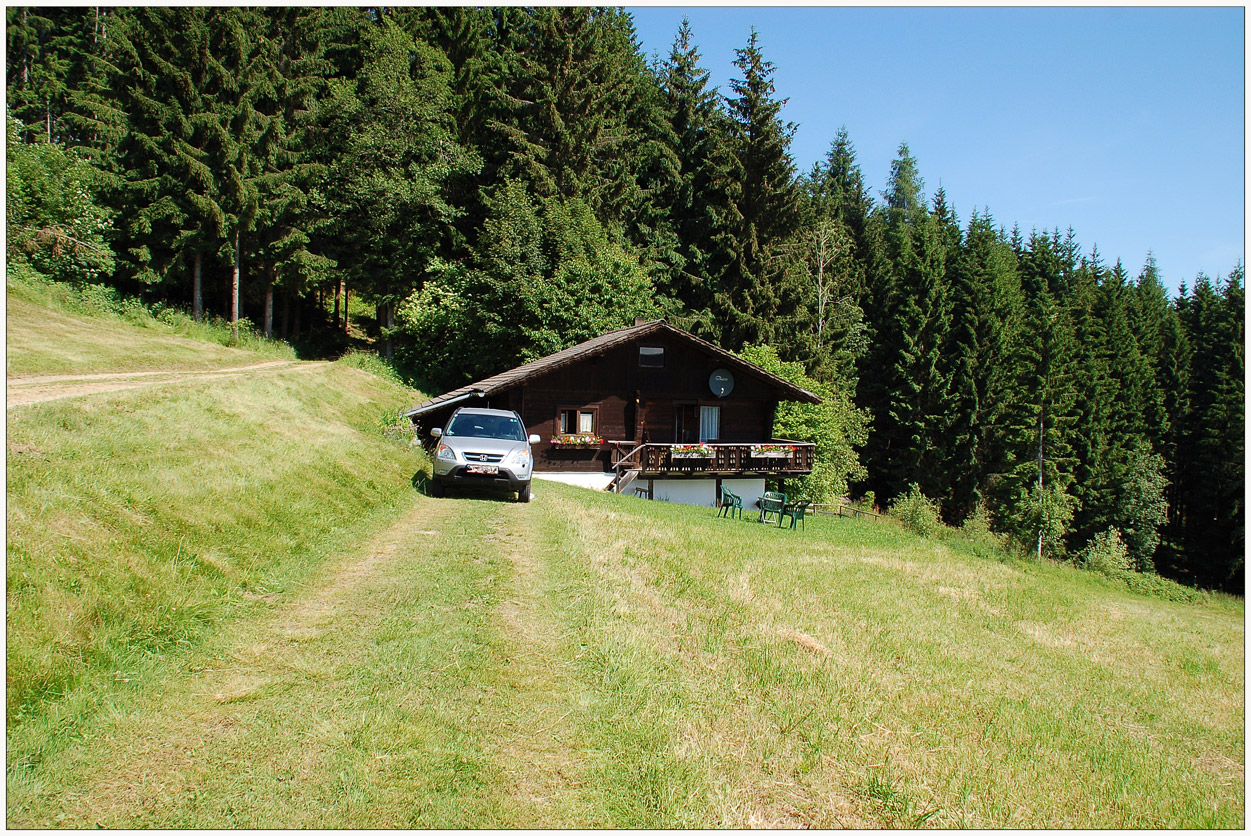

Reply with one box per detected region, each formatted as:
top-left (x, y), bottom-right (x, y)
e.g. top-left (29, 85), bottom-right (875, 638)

top-left (650, 477), bottom-right (766, 510)
top-left (533, 472), bottom-right (768, 512)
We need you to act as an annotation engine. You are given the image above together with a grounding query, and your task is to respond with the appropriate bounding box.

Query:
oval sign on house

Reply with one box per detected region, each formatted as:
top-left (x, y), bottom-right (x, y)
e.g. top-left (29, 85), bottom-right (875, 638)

top-left (709, 368), bottom-right (735, 397)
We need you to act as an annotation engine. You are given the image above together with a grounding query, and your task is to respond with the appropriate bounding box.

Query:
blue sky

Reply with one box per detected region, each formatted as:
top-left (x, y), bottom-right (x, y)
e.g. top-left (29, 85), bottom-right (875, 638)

top-left (627, 6), bottom-right (1244, 295)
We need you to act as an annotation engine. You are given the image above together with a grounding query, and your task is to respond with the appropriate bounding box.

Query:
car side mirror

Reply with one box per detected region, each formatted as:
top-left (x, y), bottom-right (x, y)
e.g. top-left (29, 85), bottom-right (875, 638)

top-left (528, 434), bottom-right (540, 444)
top-left (430, 427), bottom-right (443, 438)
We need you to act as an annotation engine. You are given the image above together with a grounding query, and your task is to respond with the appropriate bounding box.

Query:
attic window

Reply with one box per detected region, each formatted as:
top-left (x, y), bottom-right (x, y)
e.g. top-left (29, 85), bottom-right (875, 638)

top-left (638, 347), bottom-right (664, 368)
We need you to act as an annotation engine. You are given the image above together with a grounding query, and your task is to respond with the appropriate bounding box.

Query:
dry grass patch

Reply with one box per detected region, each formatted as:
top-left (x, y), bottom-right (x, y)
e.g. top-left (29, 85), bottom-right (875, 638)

top-left (13, 497), bottom-right (460, 828)
top-left (479, 505), bottom-right (599, 827)
top-left (6, 293), bottom-right (286, 377)
top-left (525, 486), bottom-right (1243, 828)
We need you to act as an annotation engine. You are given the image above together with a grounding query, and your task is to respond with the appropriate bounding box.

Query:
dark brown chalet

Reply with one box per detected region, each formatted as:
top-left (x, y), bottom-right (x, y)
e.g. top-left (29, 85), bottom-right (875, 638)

top-left (405, 320), bottom-right (821, 506)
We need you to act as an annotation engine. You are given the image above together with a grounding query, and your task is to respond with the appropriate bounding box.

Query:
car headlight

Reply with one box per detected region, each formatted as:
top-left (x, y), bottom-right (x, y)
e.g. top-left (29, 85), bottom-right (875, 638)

top-left (505, 447), bottom-right (531, 468)
top-left (437, 444), bottom-right (457, 462)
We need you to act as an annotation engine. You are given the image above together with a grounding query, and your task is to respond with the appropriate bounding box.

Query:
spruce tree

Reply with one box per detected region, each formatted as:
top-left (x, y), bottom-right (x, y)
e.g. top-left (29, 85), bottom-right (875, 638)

top-left (248, 8), bottom-right (337, 340)
top-left (315, 14), bottom-right (479, 343)
top-left (1174, 268), bottom-right (1245, 590)
top-left (808, 127), bottom-right (874, 254)
top-left (6, 7), bottom-right (68, 142)
top-left (944, 210), bottom-right (1026, 519)
top-left (797, 127), bottom-right (876, 383)
top-left (998, 231), bottom-right (1082, 558)
top-left (713, 27), bottom-right (800, 351)
top-left (654, 17), bottom-right (733, 331)
top-left (1128, 254), bottom-right (1173, 457)
top-left (860, 144), bottom-right (954, 505)
top-left (1065, 249), bottom-right (1117, 546)
top-left (109, 8), bottom-right (228, 299)
top-left (485, 8), bottom-right (645, 215)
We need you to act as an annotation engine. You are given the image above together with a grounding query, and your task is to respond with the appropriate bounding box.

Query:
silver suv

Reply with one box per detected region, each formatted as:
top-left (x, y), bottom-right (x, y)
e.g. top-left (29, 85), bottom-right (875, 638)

top-left (429, 407), bottom-right (540, 502)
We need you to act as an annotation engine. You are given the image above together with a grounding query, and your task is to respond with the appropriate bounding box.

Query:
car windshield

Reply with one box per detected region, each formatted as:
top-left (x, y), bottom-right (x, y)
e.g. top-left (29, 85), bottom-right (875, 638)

top-left (446, 413), bottom-right (526, 441)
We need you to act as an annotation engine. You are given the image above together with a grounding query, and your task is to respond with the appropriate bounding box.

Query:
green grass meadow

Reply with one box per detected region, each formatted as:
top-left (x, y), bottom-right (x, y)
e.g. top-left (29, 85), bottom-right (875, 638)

top-left (6, 281), bottom-right (1244, 828)
top-left (7, 273), bottom-right (296, 376)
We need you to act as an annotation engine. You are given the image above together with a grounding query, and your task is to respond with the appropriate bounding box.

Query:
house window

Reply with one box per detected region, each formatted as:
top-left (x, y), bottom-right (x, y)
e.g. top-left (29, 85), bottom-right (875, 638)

top-left (699, 405), bottom-right (720, 442)
top-left (677, 404), bottom-right (721, 443)
top-left (638, 346), bottom-right (665, 368)
top-left (559, 407), bottom-right (598, 435)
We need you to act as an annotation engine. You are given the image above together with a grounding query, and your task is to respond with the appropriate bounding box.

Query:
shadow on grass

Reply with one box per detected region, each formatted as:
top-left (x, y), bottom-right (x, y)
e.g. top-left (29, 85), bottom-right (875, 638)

top-left (411, 471), bottom-right (520, 504)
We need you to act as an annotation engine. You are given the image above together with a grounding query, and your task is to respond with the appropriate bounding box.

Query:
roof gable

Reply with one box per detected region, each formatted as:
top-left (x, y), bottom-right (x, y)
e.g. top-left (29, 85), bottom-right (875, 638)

top-left (403, 320), bottom-right (821, 418)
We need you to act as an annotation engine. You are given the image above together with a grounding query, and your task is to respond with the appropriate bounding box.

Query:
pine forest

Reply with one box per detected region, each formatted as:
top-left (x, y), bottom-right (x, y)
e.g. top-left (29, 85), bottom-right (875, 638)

top-left (6, 7), bottom-right (1244, 593)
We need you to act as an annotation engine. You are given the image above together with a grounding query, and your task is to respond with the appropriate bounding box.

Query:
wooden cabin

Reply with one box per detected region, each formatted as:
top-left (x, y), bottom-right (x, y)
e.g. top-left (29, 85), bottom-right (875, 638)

top-left (404, 320), bottom-right (821, 508)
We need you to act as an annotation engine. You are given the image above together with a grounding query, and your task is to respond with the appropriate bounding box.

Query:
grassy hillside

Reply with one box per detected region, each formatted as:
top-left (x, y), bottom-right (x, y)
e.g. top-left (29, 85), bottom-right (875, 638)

top-left (7, 274), bottom-right (296, 376)
top-left (6, 281), bottom-right (1244, 828)
top-left (7, 279), bottom-right (425, 785)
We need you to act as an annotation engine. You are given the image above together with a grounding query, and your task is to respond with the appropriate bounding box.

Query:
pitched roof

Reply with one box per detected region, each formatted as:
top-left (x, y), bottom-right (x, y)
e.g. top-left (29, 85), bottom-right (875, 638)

top-left (403, 320), bottom-right (822, 419)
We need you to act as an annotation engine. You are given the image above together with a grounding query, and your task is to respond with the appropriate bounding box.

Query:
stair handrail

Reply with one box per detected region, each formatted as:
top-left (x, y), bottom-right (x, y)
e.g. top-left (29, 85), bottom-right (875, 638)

top-left (605, 442), bottom-right (649, 493)
top-left (611, 441), bottom-right (648, 471)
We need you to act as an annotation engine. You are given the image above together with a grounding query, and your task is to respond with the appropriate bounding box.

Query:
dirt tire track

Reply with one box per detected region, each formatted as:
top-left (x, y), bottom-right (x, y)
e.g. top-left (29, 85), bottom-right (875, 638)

top-left (55, 495), bottom-right (454, 827)
top-left (485, 504), bottom-right (591, 825)
top-left (18, 492), bottom-right (595, 828)
top-left (7, 360), bottom-right (329, 409)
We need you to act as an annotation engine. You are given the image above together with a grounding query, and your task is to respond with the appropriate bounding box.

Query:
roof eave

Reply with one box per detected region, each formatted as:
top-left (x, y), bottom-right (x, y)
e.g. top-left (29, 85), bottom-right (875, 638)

top-left (402, 318), bottom-right (824, 417)
top-left (402, 389), bottom-right (486, 420)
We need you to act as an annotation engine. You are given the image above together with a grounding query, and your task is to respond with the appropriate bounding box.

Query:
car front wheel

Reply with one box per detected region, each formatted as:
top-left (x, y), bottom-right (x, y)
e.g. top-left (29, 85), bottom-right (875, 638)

top-left (517, 482), bottom-right (531, 503)
top-left (429, 478), bottom-right (444, 498)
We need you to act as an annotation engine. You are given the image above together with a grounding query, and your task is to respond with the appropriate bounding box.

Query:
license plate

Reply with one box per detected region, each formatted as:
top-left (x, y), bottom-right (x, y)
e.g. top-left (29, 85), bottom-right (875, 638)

top-left (467, 464), bottom-right (498, 475)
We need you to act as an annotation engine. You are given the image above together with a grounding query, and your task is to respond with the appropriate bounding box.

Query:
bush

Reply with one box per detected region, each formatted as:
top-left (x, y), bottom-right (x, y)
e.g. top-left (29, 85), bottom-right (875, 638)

top-left (336, 350), bottom-right (406, 387)
top-left (890, 484), bottom-right (942, 538)
top-left (1074, 528), bottom-right (1207, 603)
top-left (1113, 569), bottom-right (1206, 604)
top-left (958, 503), bottom-right (1008, 560)
top-left (739, 343), bottom-right (869, 505)
top-left (7, 115), bottom-right (115, 284)
top-left (1003, 477), bottom-right (1077, 561)
top-left (1078, 528), bottom-right (1132, 576)
top-left (857, 490), bottom-right (877, 512)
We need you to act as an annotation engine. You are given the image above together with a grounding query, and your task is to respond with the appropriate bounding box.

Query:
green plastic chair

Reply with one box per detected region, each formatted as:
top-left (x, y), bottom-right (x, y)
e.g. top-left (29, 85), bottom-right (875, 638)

top-left (759, 491), bottom-right (786, 525)
top-left (781, 499), bottom-right (812, 531)
top-left (719, 485), bottom-right (743, 519)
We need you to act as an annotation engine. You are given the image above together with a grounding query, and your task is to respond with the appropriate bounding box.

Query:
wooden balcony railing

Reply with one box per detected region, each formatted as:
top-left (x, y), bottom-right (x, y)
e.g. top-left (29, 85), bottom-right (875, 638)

top-left (607, 440), bottom-right (816, 477)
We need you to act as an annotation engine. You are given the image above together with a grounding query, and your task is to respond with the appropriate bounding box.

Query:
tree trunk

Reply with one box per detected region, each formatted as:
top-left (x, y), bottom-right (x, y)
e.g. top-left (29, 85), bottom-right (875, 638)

top-left (385, 301), bottom-right (395, 360)
top-left (231, 230), bottom-right (241, 341)
top-left (343, 285), bottom-right (350, 333)
top-left (264, 275), bottom-right (274, 339)
top-left (1037, 414), bottom-right (1045, 562)
top-left (192, 250), bottom-right (203, 322)
top-left (333, 279), bottom-right (342, 324)
top-left (293, 292), bottom-right (302, 340)
top-left (21, 10), bottom-right (29, 85)
top-left (281, 288), bottom-right (291, 340)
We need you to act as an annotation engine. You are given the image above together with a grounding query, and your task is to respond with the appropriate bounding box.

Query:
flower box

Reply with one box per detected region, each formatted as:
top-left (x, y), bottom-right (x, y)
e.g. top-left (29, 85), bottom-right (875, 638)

top-left (750, 444), bottom-right (796, 458)
top-left (670, 443), bottom-right (714, 458)
top-left (551, 434), bottom-right (603, 447)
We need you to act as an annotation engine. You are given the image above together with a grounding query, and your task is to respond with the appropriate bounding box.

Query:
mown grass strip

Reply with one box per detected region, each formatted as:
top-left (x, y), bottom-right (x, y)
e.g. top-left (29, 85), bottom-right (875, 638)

top-left (6, 276), bottom-right (295, 377)
top-left (9, 494), bottom-right (490, 827)
top-left (6, 363), bottom-right (421, 765)
top-left (524, 483), bottom-right (1244, 828)
top-left (9, 469), bottom-right (1242, 828)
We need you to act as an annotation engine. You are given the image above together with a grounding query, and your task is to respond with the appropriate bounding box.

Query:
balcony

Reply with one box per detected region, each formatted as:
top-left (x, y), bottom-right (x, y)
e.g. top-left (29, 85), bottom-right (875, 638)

top-left (607, 440), bottom-right (816, 479)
